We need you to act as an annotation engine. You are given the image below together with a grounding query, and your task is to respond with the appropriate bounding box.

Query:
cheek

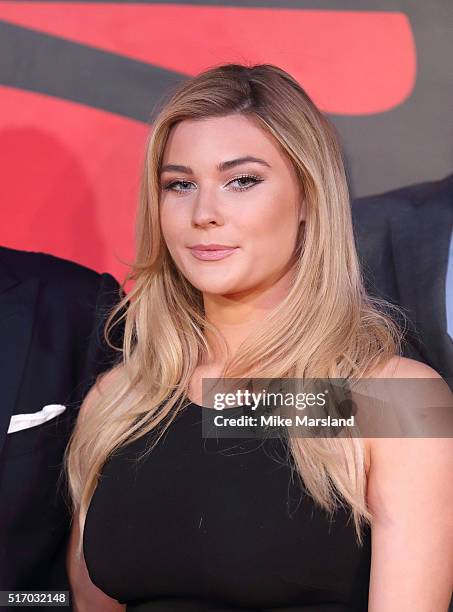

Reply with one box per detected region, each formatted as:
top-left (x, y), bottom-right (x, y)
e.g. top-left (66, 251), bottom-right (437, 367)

top-left (238, 197), bottom-right (299, 250)
top-left (160, 205), bottom-right (186, 248)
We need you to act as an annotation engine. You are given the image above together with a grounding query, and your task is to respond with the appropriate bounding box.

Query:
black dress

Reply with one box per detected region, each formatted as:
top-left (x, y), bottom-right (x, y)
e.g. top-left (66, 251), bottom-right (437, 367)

top-left (83, 400), bottom-right (371, 611)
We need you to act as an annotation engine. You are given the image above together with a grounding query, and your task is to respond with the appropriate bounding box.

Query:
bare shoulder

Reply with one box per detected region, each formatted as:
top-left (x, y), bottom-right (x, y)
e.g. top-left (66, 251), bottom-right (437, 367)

top-left (364, 353), bottom-right (453, 475)
top-left (364, 354), bottom-right (453, 611)
top-left (362, 356), bottom-right (446, 476)
top-left (368, 354), bottom-right (442, 380)
top-left (365, 358), bottom-right (453, 502)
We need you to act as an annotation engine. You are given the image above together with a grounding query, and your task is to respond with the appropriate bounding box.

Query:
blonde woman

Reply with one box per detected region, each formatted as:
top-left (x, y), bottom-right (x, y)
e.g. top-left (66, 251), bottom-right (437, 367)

top-left (65, 64), bottom-right (453, 611)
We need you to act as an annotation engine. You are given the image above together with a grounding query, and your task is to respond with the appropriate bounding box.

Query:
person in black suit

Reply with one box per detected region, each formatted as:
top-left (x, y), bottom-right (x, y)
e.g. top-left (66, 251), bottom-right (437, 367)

top-left (352, 173), bottom-right (453, 390)
top-left (0, 246), bottom-right (124, 601)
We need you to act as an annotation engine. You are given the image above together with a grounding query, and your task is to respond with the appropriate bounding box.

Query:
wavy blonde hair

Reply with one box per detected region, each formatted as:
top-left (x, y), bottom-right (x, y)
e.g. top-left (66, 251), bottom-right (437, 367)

top-left (65, 63), bottom-right (406, 556)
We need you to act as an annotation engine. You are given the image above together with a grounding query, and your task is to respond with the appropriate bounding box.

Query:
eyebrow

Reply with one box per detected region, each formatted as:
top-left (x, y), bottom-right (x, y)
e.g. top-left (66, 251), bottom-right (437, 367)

top-left (160, 155), bottom-right (271, 175)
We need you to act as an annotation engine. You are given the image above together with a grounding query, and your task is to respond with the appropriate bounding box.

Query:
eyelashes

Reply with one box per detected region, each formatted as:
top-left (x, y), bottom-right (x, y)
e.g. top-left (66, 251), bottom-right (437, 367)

top-left (162, 174), bottom-right (264, 195)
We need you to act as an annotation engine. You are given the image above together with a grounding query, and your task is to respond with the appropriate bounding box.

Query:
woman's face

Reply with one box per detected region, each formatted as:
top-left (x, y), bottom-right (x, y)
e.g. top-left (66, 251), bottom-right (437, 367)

top-left (159, 113), bottom-right (305, 297)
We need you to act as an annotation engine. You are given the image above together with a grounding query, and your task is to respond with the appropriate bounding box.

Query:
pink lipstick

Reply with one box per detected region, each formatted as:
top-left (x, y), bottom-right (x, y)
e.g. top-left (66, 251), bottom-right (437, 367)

top-left (189, 244), bottom-right (238, 261)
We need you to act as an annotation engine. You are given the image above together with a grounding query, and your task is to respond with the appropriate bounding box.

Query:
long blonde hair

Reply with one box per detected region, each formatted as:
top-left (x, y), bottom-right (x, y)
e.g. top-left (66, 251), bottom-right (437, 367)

top-left (65, 63), bottom-right (406, 555)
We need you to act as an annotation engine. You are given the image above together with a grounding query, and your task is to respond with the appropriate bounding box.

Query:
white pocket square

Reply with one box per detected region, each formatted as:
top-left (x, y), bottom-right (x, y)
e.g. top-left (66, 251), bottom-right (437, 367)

top-left (7, 404), bottom-right (67, 434)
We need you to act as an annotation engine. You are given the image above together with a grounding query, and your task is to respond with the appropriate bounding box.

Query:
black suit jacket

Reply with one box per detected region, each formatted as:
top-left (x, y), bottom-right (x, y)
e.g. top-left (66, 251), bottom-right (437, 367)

top-left (0, 246), bottom-right (124, 598)
top-left (352, 173), bottom-right (453, 387)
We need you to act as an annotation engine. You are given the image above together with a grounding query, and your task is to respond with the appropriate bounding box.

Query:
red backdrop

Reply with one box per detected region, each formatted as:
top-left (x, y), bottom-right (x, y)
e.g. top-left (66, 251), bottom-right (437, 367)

top-left (2, 2), bottom-right (449, 282)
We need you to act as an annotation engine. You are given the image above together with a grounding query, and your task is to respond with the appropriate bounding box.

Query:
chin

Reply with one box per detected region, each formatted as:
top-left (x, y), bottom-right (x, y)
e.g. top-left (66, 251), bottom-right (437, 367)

top-left (183, 272), bottom-right (243, 294)
top-left (181, 266), bottom-right (241, 293)
top-left (191, 282), bottom-right (239, 295)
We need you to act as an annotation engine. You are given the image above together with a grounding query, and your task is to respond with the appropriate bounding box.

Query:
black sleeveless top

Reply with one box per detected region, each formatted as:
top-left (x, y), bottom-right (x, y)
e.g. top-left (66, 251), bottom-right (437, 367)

top-left (83, 401), bottom-right (371, 611)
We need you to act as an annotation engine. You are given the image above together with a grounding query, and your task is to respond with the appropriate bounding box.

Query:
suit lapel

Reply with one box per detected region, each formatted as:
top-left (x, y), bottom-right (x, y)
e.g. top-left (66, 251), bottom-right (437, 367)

top-left (388, 200), bottom-right (427, 365)
top-left (389, 201), bottom-right (419, 326)
top-left (415, 196), bottom-right (453, 379)
top-left (0, 265), bottom-right (40, 457)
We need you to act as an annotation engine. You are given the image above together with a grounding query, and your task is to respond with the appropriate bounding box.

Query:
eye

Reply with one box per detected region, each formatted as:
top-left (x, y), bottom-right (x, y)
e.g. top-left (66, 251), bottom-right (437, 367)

top-left (162, 179), bottom-right (195, 194)
top-left (227, 174), bottom-right (264, 192)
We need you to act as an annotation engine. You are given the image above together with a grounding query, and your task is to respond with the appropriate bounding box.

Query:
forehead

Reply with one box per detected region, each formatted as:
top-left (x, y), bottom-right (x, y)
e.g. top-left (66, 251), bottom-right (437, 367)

top-left (161, 114), bottom-right (284, 164)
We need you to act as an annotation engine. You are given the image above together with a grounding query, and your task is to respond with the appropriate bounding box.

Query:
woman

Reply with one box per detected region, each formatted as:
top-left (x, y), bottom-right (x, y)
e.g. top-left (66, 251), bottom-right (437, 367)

top-left (65, 63), bottom-right (453, 611)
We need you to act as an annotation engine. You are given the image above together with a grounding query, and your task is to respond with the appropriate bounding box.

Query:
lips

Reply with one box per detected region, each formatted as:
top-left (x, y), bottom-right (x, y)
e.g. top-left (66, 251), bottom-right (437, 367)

top-left (189, 244), bottom-right (236, 250)
top-left (189, 245), bottom-right (238, 261)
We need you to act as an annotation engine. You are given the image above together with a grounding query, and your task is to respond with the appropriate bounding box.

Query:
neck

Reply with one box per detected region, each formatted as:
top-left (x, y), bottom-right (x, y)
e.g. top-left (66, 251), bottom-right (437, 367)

top-left (202, 265), bottom-right (295, 364)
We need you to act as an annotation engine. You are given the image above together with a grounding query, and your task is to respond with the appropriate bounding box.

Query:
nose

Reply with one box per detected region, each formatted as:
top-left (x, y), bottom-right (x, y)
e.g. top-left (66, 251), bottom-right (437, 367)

top-left (191, 186), bottom-right (224, 228)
